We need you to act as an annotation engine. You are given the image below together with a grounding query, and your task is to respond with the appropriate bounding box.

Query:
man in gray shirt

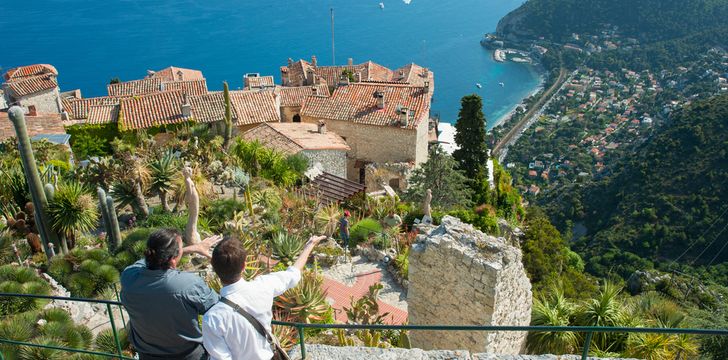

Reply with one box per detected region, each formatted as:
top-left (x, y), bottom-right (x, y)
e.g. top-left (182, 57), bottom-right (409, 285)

top-left (121, 228), bottom-right (222, 360)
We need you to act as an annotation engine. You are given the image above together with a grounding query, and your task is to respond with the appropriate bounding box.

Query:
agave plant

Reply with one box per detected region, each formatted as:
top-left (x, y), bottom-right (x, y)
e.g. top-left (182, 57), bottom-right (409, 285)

top-left (272, 309), bottom-right (299, 351)
top-left (275, 271), bottom-right (330, 323)
top-left (269, 232), bottom-right (305, 266)
top-left (148, 151), bottom-right (179, 212)
top-left (47, 182), bottom-right (99, 253)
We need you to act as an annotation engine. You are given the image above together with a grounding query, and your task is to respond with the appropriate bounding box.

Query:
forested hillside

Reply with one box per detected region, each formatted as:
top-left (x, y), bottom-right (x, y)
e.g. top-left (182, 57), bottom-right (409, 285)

top-left (544, 94), bottom-right (728, 279)
top-left (498, 0), bottom-right (728, 43)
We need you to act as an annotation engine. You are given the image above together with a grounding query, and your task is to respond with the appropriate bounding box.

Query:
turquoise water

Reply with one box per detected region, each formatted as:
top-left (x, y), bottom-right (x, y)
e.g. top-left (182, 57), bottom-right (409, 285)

top-left (0, 0), bottom-right (540, 128)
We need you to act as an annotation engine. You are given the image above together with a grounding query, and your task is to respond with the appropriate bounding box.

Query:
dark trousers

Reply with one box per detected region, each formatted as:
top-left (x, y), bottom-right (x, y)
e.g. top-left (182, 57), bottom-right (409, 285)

top-left (139, 343), bottom-right (207, 360)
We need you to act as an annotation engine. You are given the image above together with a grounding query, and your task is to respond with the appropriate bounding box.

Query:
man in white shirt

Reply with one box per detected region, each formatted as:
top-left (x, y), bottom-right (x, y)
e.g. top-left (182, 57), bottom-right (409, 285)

top-left (202, 234), bottom-right (326, 360)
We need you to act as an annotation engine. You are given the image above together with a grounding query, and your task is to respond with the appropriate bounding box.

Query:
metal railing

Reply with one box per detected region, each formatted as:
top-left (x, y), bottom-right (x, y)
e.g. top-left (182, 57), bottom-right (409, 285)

top-left (2, 292), bottom-right (728, 360)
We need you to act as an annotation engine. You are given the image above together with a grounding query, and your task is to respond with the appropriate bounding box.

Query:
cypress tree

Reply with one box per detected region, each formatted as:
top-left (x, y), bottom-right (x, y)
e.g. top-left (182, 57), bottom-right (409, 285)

top-left (453, 94), bottom-right (489, 179)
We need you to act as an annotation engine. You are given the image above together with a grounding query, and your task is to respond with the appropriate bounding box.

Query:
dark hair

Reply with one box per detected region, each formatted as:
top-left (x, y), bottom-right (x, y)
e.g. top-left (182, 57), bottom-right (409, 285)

top-left (145, 228), bottom-right (182, 270)
top-left (211, 236), bottom-right (248, 285)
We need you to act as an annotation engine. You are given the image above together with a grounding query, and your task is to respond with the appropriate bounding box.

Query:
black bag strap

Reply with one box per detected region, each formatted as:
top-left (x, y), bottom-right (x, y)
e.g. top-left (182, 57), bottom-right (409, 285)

top-left (220, 297), bottom-right (274, 344)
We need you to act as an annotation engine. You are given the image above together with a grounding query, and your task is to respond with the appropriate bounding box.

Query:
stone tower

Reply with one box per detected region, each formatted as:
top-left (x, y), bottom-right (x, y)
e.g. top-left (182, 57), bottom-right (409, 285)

top-left (407, 216), bottom-right (532, 354)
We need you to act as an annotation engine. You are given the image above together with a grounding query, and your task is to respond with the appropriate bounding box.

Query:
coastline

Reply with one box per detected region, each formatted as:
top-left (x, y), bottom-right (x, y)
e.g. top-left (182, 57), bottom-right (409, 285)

top-left (490, 71), bottom-right (545, 130)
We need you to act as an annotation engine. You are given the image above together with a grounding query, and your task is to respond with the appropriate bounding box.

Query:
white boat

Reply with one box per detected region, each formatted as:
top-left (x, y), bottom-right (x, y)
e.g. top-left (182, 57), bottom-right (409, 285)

top-left (499, 82), bottom-right (505, 87)
top-left (379, 2), bottom-right (385, 9)
top-left (475, 83), bottom-right (482, 89)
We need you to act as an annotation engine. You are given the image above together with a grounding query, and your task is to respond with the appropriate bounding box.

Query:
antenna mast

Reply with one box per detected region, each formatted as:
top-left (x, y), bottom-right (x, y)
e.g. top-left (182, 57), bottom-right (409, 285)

top-left (330, 8), bottom-right (336, 65)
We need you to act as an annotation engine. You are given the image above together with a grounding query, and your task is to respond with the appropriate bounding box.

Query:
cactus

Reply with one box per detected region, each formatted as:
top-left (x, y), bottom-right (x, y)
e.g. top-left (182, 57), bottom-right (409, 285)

top-left (223, 81), bottom-right (233, 149)
top-left (106, 195), bottom-right (122, 252)
top-left (8, 106), bottom-right (60, 259)
top-left (182, 166), bottom-right (201, 244)
top-left (43, 183), bottom-right (55, 201)
top-left (97, 187), bottom-right (112, 236)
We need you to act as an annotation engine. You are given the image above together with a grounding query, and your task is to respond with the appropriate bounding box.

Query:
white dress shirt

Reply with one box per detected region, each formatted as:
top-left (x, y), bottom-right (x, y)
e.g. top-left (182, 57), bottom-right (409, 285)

top-left (202, 267), bottom-right (301, 360)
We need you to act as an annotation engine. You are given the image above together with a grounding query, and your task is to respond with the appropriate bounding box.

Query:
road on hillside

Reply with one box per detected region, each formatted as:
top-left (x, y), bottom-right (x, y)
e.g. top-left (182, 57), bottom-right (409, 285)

top-left (493, 67), bottom-right (569, 160)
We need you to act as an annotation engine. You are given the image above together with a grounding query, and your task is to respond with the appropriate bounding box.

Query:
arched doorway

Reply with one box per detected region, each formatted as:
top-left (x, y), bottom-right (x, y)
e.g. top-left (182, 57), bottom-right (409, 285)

top-left (293, 114), bottom-right (301, 123)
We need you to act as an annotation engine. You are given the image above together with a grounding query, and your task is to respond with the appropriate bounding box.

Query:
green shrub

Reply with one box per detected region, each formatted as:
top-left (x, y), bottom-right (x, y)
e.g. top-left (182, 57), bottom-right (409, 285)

top-left (371, 233), bottom-right (392, 250)
top-left (65, 123), bottom-right (120, 159)
top-left (120, 227), bottom-right (153, 258)
top-left (394, 247), bottom-right (409, 280)
top-left (0, 265), bottom-right (51, 315)
top-left (350, 218), bottom-right (382, 246)
top-left (3, 308), bottom-right (96, 360)
top-left (137, 211), bottom-right (188, 231)
top-left (47, 249), bottom-right (120, 298)
top-left (203, 199), bottom-right (246, 232)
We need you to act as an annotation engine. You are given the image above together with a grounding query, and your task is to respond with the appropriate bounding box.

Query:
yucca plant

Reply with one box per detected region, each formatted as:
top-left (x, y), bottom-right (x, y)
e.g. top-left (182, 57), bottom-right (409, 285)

top-left (95, 327), bottom-right (132, 356)
top-left (527, 288), bottom-right (578, 355)
top-left (315, 203), bottom-right (341, 237)
top-left (275, 271), bottom-right (330, 323)
top-left (270, 232), bottom-right (305, 266)
top-left (574, 282), bottom-right (629, 352)
top-left (47, 182), bottom-right (99, 253)
top-left (0, 265), bottom-right (51, 315)
top-left (148, 151), bottom-right (179, 212)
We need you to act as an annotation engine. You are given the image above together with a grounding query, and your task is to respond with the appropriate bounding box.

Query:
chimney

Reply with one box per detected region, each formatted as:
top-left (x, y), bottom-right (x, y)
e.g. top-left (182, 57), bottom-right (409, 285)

top-left (424, 80), bottom-right (430, 89)
top-left (181, 94), bottom-right (191, 117)
top-left (339, 74), bottom-right (350, 86)
top-left (355, 72), bottom-right (362, 82)
top-left (176, 70), bottom-right (184, 81)
top-left (318, 121), bottom-right (327, 134)
top-left (400, 107), bottom-right (410, 127)
top-left (306, 68), bottom-right (315, 85)
top-left (146, 70), bottom-right (156, 78)
top-left (28, 105), bottom-right (37, 117)
top-left (311, 86), bottom-right (318, 95)
top-left (347, 58), bottom-right (354, 66)
top-left (288, 58), bottom-right (293, 67)
top-left (374, 91), bottom-right (385, 109)
top-left (311, 55), bottom-right (318, 67)
top-left (61, 110), bottom-right (69, 121)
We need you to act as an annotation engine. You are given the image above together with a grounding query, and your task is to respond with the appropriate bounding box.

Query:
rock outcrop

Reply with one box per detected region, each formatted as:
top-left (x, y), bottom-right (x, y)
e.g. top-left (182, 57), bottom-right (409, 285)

top-left (407, 216), bottom-right (532, 354)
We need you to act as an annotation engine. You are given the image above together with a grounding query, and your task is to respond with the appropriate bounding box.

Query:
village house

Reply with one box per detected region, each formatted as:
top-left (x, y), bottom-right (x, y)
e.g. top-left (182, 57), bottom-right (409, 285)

top-left (242, 122), bottom-right (349, 178)
top-left (299, 81), bottom-right (432, 190)
top-left (2, 64), bottom-right (63, 114)
top-left (243, 73), bottom-right (275, 90)
top-left (0, 110), bottom-right (68, 148)
top-left (277, 85), bottom-right (330, 123)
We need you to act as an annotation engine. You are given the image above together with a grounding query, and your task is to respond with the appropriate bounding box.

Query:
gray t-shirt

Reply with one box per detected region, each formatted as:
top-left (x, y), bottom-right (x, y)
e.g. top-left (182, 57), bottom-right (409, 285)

top-left (121, 259), bottom-right (220, 356)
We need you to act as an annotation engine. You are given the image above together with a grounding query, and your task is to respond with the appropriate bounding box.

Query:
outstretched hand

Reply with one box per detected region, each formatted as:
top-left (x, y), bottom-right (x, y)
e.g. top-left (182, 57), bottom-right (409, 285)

top-left (183, 234), bottom-right (223, 258)
top-left (305, 235), bottom-right (327, 248)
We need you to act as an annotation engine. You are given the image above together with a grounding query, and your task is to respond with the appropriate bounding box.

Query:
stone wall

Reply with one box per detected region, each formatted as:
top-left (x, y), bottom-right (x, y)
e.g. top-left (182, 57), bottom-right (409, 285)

top-left (301, 149), bottom-right (347, 178)
top-left (280, 105), bottom-right (302, 123)
top-left (11, 87), bottom-right (63, 114)
top-left (288, 345), bottom-right (637, 360)
top-left (300, 115), bottom-right (429, 183)
top-left (407, 216), bottom-right (532, 354)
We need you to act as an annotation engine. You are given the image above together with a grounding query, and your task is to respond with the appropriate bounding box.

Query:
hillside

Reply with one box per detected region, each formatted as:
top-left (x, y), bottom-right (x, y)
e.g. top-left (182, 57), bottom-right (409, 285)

top-left (497, 0), bottom-right (728, 43)
top-left (543, 94), bottom-right (728, 279)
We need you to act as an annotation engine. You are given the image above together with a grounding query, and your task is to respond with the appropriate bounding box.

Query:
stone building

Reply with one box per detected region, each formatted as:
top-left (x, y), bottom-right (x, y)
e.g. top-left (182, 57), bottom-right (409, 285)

top-left (277, 85), bottom-right (329, 123)
top-left (2, 64), bottom-right (63, 114)
top-left (408, 216), bottom-right (532, 354)
top-left (244, 73), bottom-right (275, 89)
top-left (242, 122), bottom-right (349, 178)
top-left (299, 82), bottom-right (432, 190)
top-left (0, 111), bottom-right (67, 142)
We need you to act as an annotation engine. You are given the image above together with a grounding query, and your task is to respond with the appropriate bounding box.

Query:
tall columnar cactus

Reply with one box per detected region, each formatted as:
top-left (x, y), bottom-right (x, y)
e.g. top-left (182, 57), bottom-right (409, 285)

top-left (106, 195), bottom-right (122, 252)
top-left (183, 166), bottom-right (201, 245)
top-left (223, 81), bottom-right (233, 150)
top-left (8, 106), bottom-right (60, 259)
top-left (97, 187), bottom-right (112, 236)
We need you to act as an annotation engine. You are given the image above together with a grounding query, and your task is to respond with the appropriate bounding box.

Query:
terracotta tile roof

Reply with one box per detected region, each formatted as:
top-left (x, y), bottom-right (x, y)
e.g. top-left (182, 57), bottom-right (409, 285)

top-left (278, 85), bottom-right (330, 107)
top-left (282, 58), bottom-right (433, 89)
top-left (304, 172), bottom-right (366, 204)
top-left (162, 79), bottom-right (208, 95)
top-left (0, 111), bottom-right (66, 141)
top-left (300, 83), bottom-right (430, 129)
top-left (87, 105), bottom-right (119, 125)
top-left (118, 90), bottom-right (190, 130)
top-left (189, 92), bottom-right (226, 123)
top-left (243, 122), bottom-right (349, 155)
top-left (150, 66), bottom-right (204, 82)
top-left (4, 74), bottom-right (58, 97)
top-left (3, 64), bottom-right (58, 81)
top-left (107, 78), bottom-right (162, 97)
top-left (62, 96), bottom-right (122, 120)
top-left (245, 76), bottom-right (275, 89)
top-left (229, 90), bottom-right (280, 126)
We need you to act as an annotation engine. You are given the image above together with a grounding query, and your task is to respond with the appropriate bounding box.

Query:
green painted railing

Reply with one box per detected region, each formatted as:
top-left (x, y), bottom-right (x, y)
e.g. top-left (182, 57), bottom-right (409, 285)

top-left (2, 292), bottom-right (728, 360)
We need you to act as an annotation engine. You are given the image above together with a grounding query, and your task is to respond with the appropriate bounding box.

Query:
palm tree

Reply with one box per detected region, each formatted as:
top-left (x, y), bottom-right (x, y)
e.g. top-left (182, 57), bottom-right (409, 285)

top-left (115, 153), bottom-right (150, 218)
top-left (527, 286), bottom-right (578, 354)
top-left (47, 182), bottom-right (99, 253)
top-left (148, 151), bottom-right (179, 212)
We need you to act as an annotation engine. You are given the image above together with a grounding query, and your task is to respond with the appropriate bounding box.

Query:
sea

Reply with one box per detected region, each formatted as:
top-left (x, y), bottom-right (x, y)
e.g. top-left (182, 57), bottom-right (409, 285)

top-left (0, 0), bottom-right (541, 129)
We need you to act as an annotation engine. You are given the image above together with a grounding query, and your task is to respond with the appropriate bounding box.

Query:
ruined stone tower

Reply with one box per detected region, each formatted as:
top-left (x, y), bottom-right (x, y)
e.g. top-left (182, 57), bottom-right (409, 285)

top-left (407, 216), bottom-right (532, 354)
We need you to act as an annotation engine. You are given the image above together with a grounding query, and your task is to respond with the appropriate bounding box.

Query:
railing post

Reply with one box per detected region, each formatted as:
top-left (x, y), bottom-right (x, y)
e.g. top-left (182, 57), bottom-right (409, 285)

top-left (298, 325), bottom-right (306, 359)
top-left (106, 303), bottom-right (124, 359)
top-left (581, 331), bottom-right (593, 360)
top-left (113, 283), bottom-right (126, 327)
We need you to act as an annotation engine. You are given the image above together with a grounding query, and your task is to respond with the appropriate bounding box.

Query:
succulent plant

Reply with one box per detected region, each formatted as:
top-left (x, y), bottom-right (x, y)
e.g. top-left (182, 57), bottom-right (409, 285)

top-left (269, 232), bottom-right (304, 266)
top-left (274, 271), bottom-right (330, 324)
